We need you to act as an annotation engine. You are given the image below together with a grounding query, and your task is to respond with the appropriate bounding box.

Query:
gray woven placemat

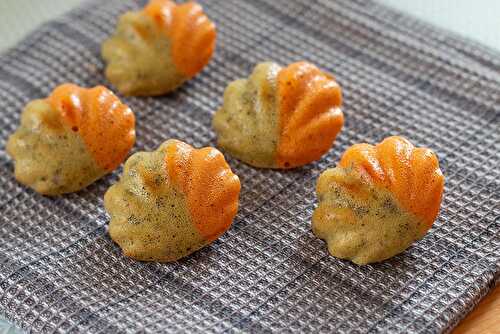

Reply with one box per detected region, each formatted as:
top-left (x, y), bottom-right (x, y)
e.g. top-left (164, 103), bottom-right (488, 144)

top-left (0, 0), bottom-right (499, 333)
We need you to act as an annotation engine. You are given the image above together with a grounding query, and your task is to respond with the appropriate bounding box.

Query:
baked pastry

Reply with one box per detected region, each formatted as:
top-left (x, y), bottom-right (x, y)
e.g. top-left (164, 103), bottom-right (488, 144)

top-left (213, 61), bottom-right (344, 169)
top-left (105, 139), bottom-right (241, 262)
top-left (6, 84), bottom-right (135, 196)
top-left (102, 0), bottom-right (216, 96)
top-left (312, 136), bottom-right (444, 265)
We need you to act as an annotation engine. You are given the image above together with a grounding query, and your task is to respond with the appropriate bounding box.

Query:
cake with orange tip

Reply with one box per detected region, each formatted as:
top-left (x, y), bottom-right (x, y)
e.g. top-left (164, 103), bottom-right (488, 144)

top-left (213, 61), bottom-right (344, 169)
top-left (312, 136), bottom-right (445, 264)
top-left (102, 0), bottom-right (216, 96)
top-left (104, 139), bottom-right (241, 262)
top-left (6, 83), bottom-right (135, 195)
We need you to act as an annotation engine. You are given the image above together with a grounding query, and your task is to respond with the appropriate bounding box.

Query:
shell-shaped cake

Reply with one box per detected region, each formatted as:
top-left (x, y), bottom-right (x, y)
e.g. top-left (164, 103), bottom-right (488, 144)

top-left (102, 0), bottom-right (216, 96)
top-left (6, 84), bottom-right (135, 195)
top-left (105, 139), bottom-right (241, 262)
top-left (213, 61), bottom-right (344, 169)
top-left (312, 136), bottom-right (444, 265)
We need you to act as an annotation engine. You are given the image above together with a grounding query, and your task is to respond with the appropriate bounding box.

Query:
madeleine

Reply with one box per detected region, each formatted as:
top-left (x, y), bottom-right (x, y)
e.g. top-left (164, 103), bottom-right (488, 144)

top-left (105, 139), bottom-right (241, 262)
top-left (312, 136), bottom-right (444, 264)
top-left (213, 61), bottom-right (344, 169)
top-left (102, 0), bottom-right (216, 96)
top-left (7, 84), bottom-right (135, 195)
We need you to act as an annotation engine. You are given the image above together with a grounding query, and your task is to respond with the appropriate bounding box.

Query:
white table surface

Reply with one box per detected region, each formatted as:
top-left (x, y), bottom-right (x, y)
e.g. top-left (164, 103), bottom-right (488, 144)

top-left (0, 0), bottom-right (498, 332)
top-left (380, 0), bottom-right (500, 51)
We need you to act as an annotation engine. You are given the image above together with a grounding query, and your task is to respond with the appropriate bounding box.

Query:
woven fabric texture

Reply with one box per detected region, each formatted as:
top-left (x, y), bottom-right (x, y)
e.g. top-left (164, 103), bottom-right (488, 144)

top-left (0, 0), bottom-right (499, 333)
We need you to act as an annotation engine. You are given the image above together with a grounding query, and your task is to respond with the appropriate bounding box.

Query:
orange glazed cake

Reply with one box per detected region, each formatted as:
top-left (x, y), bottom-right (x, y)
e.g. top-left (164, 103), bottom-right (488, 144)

top-left (213, 61), bottom-right (344, 169)
top-left (105, 139), bottom-right (241, 262)
top-left (7, 84), bottom-right (135, 195)
top-left (312, 136), bottom-right (445, 264)
top-left (102, 0), bottom-right (216, 96)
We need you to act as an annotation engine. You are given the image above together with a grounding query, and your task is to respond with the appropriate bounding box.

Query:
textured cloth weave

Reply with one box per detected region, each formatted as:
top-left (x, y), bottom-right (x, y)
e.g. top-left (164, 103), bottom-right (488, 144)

top-left (0, 0), bottom-right (499, 333)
